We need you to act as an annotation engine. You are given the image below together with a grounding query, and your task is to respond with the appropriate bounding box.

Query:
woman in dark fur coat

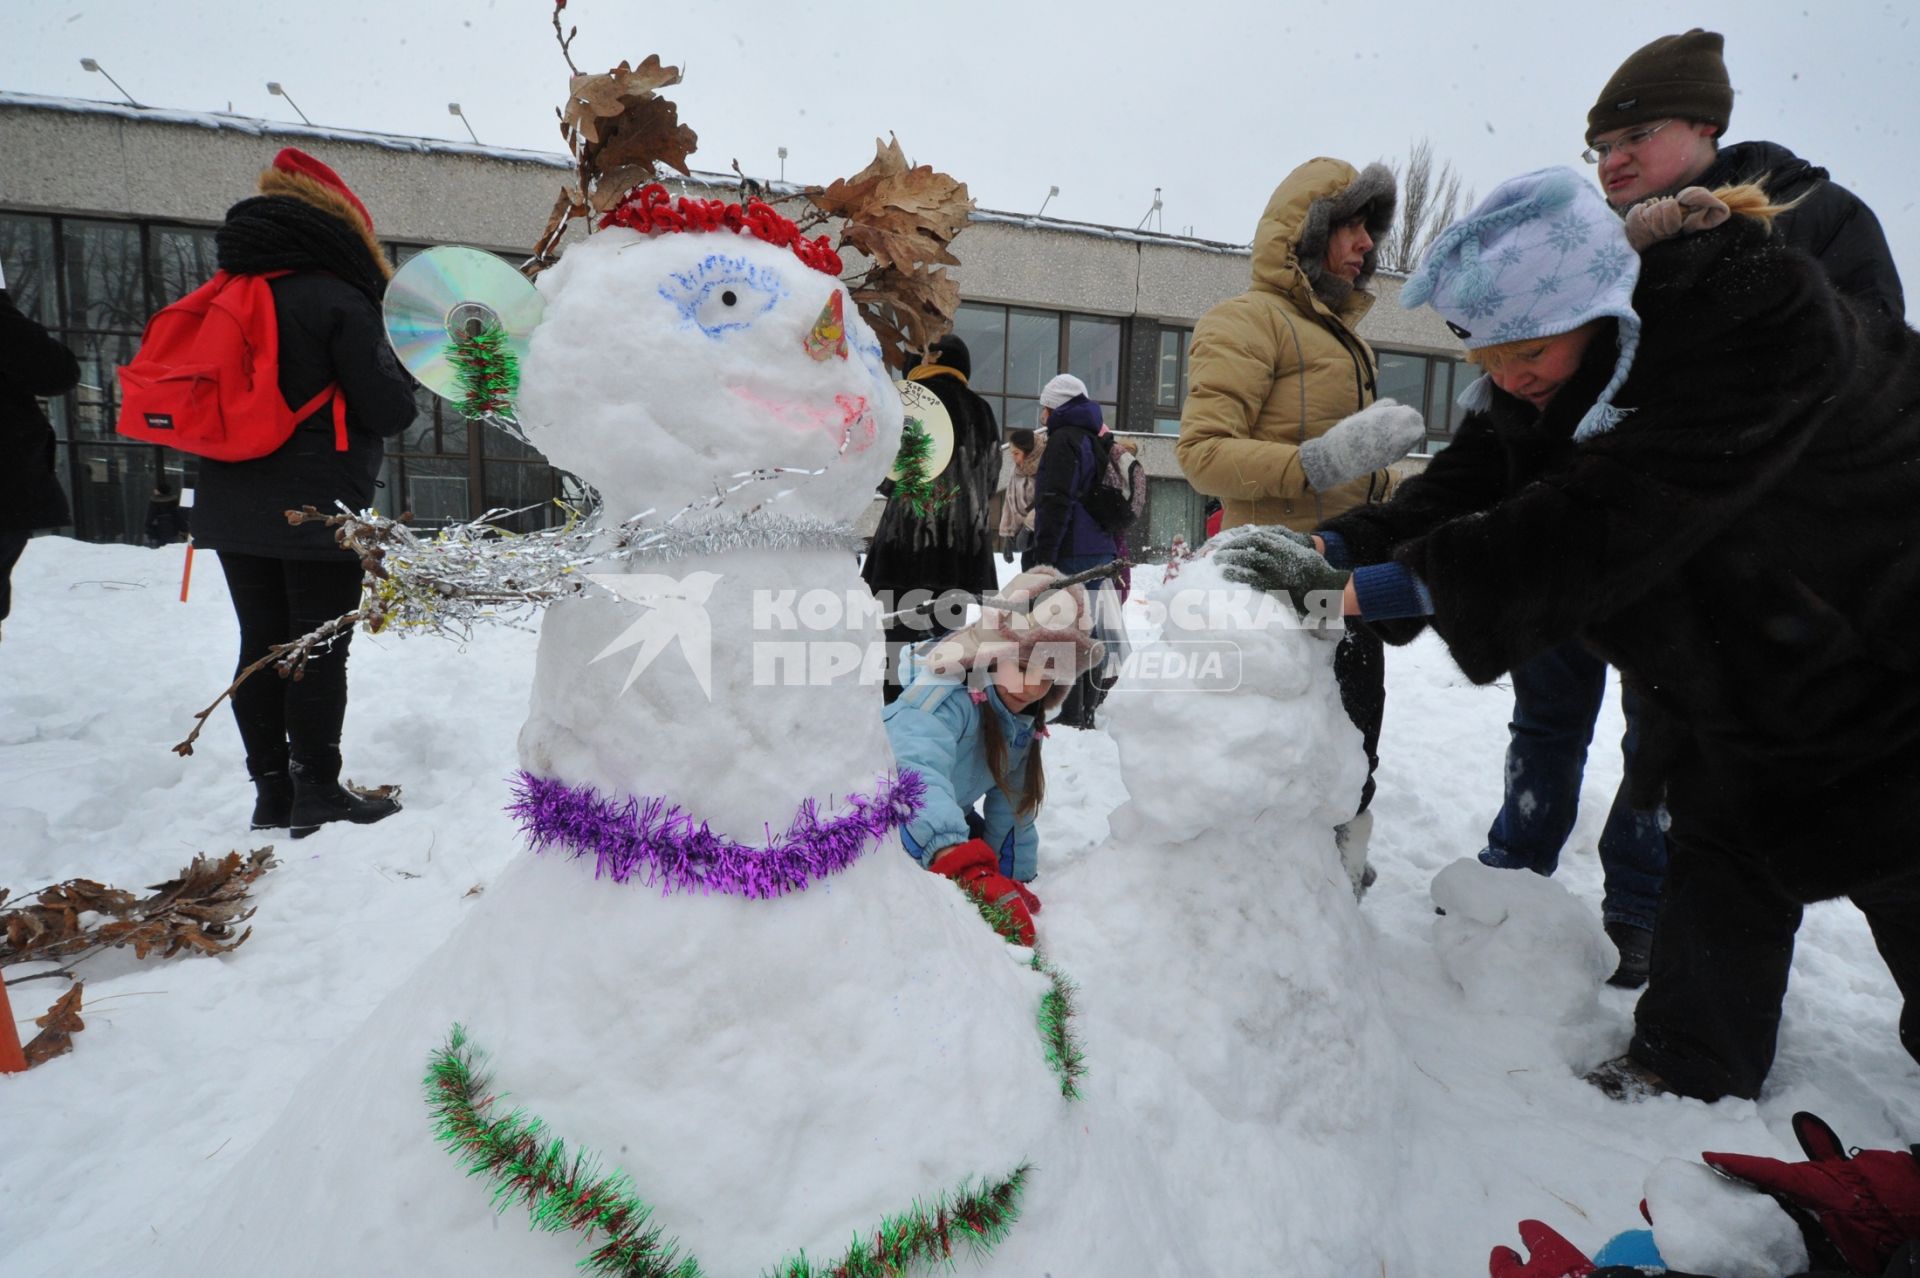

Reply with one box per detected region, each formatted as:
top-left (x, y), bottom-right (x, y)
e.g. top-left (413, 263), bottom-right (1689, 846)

top-left (1216, 167), bottom-right (1920, 1103)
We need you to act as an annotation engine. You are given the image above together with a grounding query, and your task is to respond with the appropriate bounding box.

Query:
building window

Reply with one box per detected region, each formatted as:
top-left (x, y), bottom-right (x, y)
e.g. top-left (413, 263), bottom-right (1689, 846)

top-left (1142, 476), bottom-right (1206, 555)
top-left (954, 300), bottom-right (1123, 435)
top-left (1373, 346), bottom-right (1472, 455)
top-left (1153, 327), bottom-right (1191, 435)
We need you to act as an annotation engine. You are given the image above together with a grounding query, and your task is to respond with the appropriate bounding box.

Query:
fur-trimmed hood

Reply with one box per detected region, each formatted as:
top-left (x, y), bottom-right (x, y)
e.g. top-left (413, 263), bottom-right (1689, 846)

top-left (1251, 157), bottom-right (1396, 318)
top-left (257, 164), bottom-right (392, 282)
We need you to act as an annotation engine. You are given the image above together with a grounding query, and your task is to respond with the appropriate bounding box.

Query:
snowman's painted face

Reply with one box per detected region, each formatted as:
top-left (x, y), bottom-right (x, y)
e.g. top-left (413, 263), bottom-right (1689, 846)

top-left (518, 229), bottom-right (905, 525)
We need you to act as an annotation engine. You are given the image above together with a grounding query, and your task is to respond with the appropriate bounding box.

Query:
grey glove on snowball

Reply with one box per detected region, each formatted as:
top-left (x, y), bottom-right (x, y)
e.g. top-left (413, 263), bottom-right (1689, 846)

top-left (1297, 398), bottom-right (1425, 492)
top-left (1213, 525), bottom-right (1350, 619)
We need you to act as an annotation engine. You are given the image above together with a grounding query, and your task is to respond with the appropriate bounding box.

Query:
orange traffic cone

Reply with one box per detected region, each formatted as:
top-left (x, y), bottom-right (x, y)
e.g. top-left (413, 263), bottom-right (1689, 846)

top-left (0, 977), bottom-right (26, 1073)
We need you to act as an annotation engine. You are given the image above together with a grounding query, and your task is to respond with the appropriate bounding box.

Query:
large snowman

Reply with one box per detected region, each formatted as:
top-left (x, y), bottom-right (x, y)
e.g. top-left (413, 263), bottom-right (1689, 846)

top-left (167, 190), bottom-right (1065, 1276)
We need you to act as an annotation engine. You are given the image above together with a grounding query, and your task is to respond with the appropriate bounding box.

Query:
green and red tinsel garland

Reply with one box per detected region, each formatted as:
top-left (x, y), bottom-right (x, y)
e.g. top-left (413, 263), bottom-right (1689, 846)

top-left (425, 1026), bottom-right (1031, 1278)
top-left (449, 323), bottom-right (521, 421)
top-left (891, 418), bottom-right (952, 519)
top-left (959, 887), bottom-right (1087, 1101)
top-left (426, 1024), bottom-right (700, 1278)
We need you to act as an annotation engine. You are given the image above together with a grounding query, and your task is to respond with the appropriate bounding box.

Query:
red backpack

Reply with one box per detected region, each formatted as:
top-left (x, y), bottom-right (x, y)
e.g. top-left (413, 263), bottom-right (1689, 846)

top-left (116, 270), bottom-right (344, 461)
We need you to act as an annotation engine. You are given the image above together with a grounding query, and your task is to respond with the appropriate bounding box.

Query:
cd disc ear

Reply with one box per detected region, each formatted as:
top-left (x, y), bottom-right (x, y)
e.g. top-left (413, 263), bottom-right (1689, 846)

top-left (889, 380), bottom-right (954, 481)
top-left (382, 247), bottom-right (546, 404)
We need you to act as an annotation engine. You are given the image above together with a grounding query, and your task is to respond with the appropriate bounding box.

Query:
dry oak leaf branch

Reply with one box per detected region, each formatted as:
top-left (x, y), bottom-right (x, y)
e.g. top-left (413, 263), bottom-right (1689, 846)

top-left (1, 850), bottom-right (276, 982)
top-left (535, 54), bottom-right (700, 270)
top-left (805, 135), bottom-right (974, 368)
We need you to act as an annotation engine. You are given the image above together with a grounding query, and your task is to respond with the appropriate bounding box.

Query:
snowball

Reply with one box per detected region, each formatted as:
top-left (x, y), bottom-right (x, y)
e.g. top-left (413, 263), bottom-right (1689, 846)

top-left (1646, 1158), bottom-right (1810, 1278)
top-left (1430, 857), bottom-right (1612, 1022)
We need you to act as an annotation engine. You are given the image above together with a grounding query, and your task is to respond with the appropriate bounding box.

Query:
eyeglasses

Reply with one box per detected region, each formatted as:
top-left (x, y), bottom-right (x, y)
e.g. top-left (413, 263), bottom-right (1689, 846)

top-left (1581, 119), bottom-right (1674, 165)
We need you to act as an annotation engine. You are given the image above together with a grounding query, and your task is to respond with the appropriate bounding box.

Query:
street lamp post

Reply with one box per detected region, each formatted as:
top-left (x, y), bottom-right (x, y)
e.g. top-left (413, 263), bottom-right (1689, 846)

top-left (266, 81), bottom-right (313, 126)
top-left (79, 58), bottom-right (142, 108)
top-left (448, 102), bottom-right (480, 145)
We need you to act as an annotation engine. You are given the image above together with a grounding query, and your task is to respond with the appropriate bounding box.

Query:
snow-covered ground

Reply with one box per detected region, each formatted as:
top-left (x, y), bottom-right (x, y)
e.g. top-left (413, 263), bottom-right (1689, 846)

top-left (2, 535), bottom-right (1913, 1275)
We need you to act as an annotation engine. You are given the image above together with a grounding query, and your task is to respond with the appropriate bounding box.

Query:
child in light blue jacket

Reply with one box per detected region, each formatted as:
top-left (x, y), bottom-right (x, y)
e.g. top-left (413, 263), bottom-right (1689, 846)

top-left (882, 567), bottom-right (1107, 945)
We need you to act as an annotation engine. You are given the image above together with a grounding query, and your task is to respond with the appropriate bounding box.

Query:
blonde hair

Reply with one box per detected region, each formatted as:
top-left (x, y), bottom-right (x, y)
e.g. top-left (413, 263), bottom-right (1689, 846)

top-left (1465, 182), bottom-right (1802, 371)
top-left (1710, 181), bottom-right (1802, 234)
top-left (1464, 321), bottom-right (1606, 372)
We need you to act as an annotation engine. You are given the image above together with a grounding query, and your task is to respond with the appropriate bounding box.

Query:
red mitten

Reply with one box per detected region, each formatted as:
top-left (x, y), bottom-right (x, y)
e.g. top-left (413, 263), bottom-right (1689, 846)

top-left (1703, 1111), bottom-right (1920, 1275)
top-left (930, 839), bottom-right (1037, 946)
top-left (1489, 1220), bottom-right (1596, 1278)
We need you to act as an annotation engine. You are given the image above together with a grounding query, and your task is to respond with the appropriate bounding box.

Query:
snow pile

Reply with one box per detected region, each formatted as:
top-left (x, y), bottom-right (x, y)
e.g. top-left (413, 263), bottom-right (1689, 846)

top-left (4, 542), bottom-right (1915, 1278)
top-left (1015, 561), bottom-right (1415, 1273)
top-left (1431, 856), bottom-right (1613, 1024)
top-left (1646, 1157), bottom-right (1810, 1277)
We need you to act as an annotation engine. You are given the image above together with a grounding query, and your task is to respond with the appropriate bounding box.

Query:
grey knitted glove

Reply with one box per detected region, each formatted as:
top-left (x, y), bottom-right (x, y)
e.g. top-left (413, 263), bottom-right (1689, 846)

top-left (1297, 398), bottom-right (1426, 492)
top-left (1624, 186), bottom-right (1732, 251)
top-left (1207, 522), bottom-right (1313, 552)
top-left (1213, 525), bottom-right (1351, 619)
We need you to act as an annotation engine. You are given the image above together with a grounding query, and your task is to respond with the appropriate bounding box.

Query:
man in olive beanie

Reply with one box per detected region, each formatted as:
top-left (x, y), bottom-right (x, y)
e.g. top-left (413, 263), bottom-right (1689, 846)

top-left (1584, 28), bottom-right (1902, 318)
top-left (1475, 27), bottom-right (1912, 989)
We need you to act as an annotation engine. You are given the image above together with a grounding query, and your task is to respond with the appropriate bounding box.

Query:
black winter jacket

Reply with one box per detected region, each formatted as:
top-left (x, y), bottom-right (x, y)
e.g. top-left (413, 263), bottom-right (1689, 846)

top-left (1027, 399), bottom-right (1120, 568)
top-left (189, 273), bottom-right (417, 560)
top-left (0, 290), bottom-right (77, 532)
top-left (1323, 218), bottom-right (1920, 902)
top-left (1698, 140), bottom-right (1904, 321)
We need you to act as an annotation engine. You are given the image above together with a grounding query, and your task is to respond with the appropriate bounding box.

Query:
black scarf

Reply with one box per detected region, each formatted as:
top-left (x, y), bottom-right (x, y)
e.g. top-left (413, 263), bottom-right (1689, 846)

top-left (215, 195), bottom-right (386, 304)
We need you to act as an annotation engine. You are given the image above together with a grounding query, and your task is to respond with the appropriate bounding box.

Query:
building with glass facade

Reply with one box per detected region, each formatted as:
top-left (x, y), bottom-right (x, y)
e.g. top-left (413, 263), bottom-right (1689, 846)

top-left (0, 92), bottom-right (1469, 554)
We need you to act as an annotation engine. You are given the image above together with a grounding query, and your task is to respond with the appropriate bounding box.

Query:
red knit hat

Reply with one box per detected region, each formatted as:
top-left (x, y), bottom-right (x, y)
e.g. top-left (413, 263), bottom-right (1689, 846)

top-left (270, 147), bottom-right (374, 233)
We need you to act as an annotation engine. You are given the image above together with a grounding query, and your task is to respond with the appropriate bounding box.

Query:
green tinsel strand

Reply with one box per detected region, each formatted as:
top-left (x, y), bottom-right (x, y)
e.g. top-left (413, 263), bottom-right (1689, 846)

top-left (959, 884), bottom-right (1025, 946)
top-left (956, 883), bottom-right (1088, 1100)
top-left (449, 324), bottom-right (521, 421)
top-left (764, 1167), bottom-right (1032, 1278)
top-left (1032, 955), bottom-right (1087, 1101)
top-left (423, 1026), bottom-right (703, 1278)
top-left (890, 419), bottom-right (952, 519)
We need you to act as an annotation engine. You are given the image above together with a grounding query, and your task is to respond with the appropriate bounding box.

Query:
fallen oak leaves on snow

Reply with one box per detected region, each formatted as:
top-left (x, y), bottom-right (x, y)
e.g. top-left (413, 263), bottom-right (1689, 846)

top-left (23, 983), bottom-right (85, 1068)
top-left (1, 849), bottom-right (277, 979)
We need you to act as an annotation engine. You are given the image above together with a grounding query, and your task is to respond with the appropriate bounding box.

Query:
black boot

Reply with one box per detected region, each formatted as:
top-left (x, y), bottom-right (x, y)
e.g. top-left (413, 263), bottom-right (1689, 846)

top-left (1604, 920), bottom-right (1653, 989)
top-left (250, 771), bottom-right (294, 831)
top-left (288, 759), bottom-right (401, 839)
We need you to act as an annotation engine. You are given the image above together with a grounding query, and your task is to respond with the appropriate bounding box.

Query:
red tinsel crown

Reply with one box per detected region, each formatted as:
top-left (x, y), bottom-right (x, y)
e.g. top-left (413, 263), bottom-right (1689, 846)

top-left (599, 183), bottom-right (844, 277)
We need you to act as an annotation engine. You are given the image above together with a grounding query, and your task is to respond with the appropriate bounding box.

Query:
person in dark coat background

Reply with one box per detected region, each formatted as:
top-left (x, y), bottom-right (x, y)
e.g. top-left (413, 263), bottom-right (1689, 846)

top-left (863, 332), bottom-right (1000, 703)
top-left (0, 279), bottom-right (78, 640)
top-left (1026, 372), bottom-right (1121, 728)
top-left (191, 147), bottom-right (417, 836)
top-left (1231, 168), bottom-right (1920, 1104)
top-left (1475, 27), bottom-right (1914, 990)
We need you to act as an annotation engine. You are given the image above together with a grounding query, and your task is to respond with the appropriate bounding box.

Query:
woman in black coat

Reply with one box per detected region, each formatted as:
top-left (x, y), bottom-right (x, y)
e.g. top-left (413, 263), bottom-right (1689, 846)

top-left (0, 284), bottom-right (78, 635)
top-left (192, 148), bottom-right (417, 836)
top-left (1223, 170), bottom-right (1920, 1103)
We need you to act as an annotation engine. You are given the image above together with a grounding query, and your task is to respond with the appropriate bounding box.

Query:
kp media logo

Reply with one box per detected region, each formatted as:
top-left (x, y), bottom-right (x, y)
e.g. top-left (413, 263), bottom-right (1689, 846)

top-left (586, 572), bottom-right (722, 700)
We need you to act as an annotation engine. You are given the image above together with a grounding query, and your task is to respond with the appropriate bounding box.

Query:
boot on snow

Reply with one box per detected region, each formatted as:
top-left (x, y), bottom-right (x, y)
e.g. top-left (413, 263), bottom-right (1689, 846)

top-left (250, 771), bottom-right (294, 831)
top-left (289, 759), bottom-right (401, 839)
top-left (1604, 921), bottom-right (1653, 990)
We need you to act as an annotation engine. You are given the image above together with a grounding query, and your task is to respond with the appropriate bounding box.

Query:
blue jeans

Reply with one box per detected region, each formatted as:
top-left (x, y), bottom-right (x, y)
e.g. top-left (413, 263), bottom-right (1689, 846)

top-left (1481, 640), bottom-right (1668, 931)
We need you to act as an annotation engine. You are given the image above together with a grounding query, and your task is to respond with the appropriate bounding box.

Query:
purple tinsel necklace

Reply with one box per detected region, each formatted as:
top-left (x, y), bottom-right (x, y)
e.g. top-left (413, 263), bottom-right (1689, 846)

top-left (508, 769), bottom-right (924, 900)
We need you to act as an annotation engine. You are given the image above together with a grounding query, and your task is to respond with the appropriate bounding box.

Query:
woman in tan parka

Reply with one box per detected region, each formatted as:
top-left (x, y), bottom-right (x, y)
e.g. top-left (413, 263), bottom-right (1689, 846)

top-left (1177, 157), bottom-right (1422, 533)
top-left (1177, 156), bottom-right (1425, 892)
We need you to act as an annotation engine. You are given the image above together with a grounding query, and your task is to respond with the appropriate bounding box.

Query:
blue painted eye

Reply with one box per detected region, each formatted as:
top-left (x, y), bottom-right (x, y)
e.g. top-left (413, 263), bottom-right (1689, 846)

top-left (658, 253), bottom-right (787, 337)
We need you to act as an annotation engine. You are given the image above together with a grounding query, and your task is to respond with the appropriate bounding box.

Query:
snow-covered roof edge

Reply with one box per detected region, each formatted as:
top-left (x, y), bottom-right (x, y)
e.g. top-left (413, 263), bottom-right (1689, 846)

top-left (0, 91), bottom-right (1271, 258)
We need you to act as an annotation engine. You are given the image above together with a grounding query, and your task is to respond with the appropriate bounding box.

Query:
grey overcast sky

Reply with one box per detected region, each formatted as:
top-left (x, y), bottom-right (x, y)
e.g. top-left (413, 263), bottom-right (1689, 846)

top-left (7, 1), bottom-right (1916, 314)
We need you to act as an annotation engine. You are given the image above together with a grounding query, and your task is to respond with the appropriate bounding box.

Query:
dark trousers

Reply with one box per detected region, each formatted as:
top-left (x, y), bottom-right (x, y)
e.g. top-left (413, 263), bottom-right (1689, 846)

top-left (0, 529), bottom-right (28, 623)
top-left (217, 551), bottom-right (364, 779)
top-left (1333, 626), bottom-right (1385, 816)
top-left (1049, 553), bottom-right (1118, 729)
top-left (1631, 819), bottom-right (1920, 1100)
top-left (1480, 640), bottom-right (1668, 930)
